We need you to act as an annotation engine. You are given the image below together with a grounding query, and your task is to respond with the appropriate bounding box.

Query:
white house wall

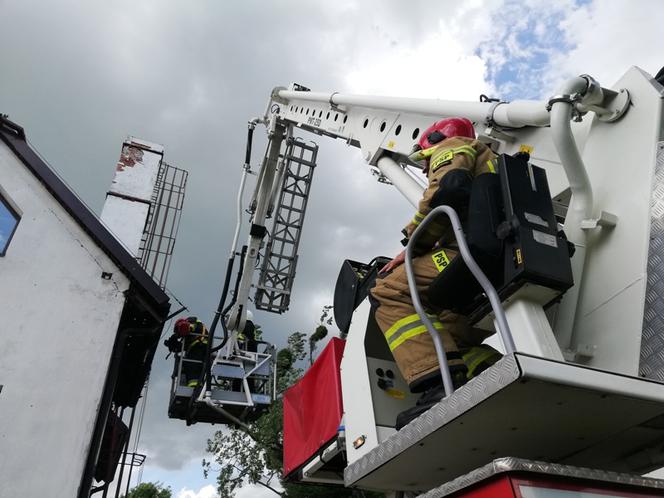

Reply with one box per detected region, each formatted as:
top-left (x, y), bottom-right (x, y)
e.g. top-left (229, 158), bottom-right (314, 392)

top-left (0, 141), bottom-right (130, 497)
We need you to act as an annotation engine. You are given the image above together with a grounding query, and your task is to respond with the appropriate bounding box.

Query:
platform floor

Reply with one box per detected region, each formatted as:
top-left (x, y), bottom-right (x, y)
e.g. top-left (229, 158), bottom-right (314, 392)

top-left (168, 387), bottom-right (267, 425)
top-left (345, 353), bottom-right (664, 493)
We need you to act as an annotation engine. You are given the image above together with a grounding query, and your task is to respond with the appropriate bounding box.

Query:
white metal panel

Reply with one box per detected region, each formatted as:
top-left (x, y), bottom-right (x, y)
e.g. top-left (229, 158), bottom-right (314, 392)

top-left (366, 356), bottom-right (416, 429)
top-left (340, 301), bottom-right (381, 463)
top-left (100, 194), bottom-right (149, 255)
top-left (563, 68), bottom-right (664, 373)
top-left (0, 141), bottom-right (129, 498)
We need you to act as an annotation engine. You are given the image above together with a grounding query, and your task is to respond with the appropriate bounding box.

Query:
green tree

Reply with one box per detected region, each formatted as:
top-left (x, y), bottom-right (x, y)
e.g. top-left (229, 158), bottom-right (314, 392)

top-left (204, 308), bottom-right (382, 497)
top-left (308, 305), bottom-right (332, 365)
top-left (123, 482), bottom-right (172, 498)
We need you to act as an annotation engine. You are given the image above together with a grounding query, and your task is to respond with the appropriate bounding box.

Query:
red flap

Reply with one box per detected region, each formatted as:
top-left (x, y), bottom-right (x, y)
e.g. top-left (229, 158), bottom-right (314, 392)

top-left (283, 337), bottom-right (345, 476)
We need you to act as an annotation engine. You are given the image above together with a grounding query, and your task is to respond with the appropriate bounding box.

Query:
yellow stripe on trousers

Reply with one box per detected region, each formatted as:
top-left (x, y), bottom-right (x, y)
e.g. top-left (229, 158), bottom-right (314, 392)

top-left (385, 313), bottom-right (444, 351)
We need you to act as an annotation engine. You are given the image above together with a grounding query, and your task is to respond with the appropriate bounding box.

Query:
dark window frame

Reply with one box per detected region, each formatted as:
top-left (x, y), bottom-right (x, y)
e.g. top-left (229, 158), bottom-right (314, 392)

top-left (0, 192), bottom-right (20, 256)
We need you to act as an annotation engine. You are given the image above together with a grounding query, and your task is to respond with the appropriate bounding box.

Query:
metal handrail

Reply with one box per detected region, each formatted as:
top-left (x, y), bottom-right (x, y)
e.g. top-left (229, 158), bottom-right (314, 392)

top-left (404, 205), bottom-right (515, 397)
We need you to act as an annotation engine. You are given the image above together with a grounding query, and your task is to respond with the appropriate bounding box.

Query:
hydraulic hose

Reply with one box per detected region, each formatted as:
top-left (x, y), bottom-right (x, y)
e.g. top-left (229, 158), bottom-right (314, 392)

top-left (208, 256), bottom-right (235, 343)
top-left (212, 244), bottom-right (248, 353)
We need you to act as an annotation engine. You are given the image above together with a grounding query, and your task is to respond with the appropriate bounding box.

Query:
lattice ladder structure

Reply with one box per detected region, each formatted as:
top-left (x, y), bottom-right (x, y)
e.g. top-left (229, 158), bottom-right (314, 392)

top-left (137, 162), bottom-right (166, 253)
top-left (255, 137), bottom-right (318, 313)
top-left (137, 162), bottom-right (188, 289)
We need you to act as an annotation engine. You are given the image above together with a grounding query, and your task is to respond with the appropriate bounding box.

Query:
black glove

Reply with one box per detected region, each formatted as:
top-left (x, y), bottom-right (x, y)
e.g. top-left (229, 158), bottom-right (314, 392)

top-left (164, 334), bottom-right (182, 353)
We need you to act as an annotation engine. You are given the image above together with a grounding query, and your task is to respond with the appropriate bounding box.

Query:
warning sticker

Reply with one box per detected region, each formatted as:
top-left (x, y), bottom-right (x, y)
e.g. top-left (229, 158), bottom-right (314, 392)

top-left (533, 229), bottom-right (558, 248)
top-left (519, 144), bottom-right (534, 154)
top-left (386, 388), bottom-right (406, 400)
top-left (432, 249), bottom-right (451, 272)
top-left (525, 212), bottom-right (549, 228)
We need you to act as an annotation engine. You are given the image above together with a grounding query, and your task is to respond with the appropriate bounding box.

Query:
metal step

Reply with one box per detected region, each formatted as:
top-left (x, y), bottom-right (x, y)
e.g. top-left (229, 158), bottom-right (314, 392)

top-left (255, 136), bottom-right (318, 313)
top-left (345, 353), bottom-right (664, 493)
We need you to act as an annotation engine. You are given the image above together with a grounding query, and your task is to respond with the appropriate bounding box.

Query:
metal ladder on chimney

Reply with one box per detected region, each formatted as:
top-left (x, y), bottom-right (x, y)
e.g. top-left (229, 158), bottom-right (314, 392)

top-left (254, 137), bottom-right (318, 313)
top-left (137, 162), bottom-right (166, 264)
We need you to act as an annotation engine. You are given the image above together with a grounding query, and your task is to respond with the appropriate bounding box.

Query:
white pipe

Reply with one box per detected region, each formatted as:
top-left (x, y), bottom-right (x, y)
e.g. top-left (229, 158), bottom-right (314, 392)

top-left (492, 100), bottom-right (550, 127)
top-left (550, 76), bottom-right (594, 221)
top-left (229, 168), bottom-right (249, 259)
top-left (376, 156), bottom-right (424, 207)
top-left (549, 76), bottom-right (594, 352)
top-left (229, 117), bottom-right (264, 258)
top-left (278, 90), bottom-right (550, 128)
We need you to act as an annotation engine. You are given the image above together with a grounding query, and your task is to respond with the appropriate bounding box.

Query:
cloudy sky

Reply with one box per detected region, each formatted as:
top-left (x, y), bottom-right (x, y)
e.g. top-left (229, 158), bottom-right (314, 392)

top-left (2, 0), bottom-right (663, 496)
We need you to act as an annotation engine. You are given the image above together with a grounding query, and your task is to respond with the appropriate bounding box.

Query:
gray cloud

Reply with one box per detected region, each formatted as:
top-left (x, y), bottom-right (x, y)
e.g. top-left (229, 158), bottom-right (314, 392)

top-left (0, 0), bottom-right (434, 473)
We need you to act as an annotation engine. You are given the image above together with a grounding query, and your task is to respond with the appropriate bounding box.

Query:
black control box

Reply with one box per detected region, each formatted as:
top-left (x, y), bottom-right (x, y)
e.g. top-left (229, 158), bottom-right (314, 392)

top-left (497, 153), bottom-right (573, 296)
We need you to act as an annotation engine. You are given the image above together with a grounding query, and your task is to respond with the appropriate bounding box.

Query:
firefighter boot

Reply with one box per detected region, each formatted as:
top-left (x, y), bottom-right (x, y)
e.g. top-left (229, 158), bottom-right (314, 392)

top-left (395, 365), bottom-right (468, 430)
top-left (461, 344), bottom-right (502, 379)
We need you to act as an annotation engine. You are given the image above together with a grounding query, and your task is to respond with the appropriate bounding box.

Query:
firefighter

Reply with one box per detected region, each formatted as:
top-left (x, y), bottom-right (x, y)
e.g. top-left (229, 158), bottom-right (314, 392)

top-left (233, 310), bottom-right (260, 393)
top-left (369, 117), bottom-right (501, 428)
top-left (238, 310), bottom-right (259, 354)
top-left (164, 316), bottom-right (209, 388)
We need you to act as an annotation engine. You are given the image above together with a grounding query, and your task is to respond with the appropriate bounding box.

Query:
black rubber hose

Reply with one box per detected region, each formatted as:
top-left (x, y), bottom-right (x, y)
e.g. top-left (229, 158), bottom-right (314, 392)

top-left (212, 244), bottom-right (247, 353)
top-left (208, 255), bottom-right (235, 341)
top-left (189, 244), bottom-right (248, 422)
top-left (245, 126), bottom-right (254, 167)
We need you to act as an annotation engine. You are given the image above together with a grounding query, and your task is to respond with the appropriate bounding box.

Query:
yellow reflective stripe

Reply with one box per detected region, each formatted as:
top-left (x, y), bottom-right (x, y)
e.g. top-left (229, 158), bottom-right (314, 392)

top-left (187, 337), bottom-right (208, 352)
top-left (385, 313), bottom-right (421, 340)
top-left (487, 159), bottom-right (496, 173)
top-left (451, 145), bottom-right (477, 158)
top-left (389, 322), bottom-right (444, 351)
top-left (409, 146), bottom-right (437, 162)
top-left (385, 312), bottom-right (439, 339)
top-left (463, 346), bottom-right (501, 378)
top-left (411, 211), bottom-right (426, 226)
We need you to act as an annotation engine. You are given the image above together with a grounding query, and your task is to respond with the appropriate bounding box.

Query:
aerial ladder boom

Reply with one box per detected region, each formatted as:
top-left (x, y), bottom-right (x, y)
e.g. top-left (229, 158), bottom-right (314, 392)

top-left (171, 65), bottom-right (664, 497)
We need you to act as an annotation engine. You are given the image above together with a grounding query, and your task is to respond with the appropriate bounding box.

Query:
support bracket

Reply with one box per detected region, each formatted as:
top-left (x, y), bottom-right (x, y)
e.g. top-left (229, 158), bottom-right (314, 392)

top-left (581, 210), bottom-right (618, 230)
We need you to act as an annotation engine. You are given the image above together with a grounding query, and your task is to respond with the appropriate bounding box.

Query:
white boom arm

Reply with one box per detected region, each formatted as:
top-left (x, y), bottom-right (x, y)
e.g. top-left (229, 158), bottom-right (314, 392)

top-left (227, 74), bottom-right (630, 362)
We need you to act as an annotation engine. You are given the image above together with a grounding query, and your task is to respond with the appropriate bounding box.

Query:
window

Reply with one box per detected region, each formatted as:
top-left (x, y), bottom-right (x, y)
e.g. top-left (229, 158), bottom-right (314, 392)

top-left (0, 194), bottom-right (19, 256)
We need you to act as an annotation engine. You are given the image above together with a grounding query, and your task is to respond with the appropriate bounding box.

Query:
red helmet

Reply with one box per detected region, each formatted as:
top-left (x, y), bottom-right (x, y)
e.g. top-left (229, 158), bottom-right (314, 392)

top-left (418, 117), bottom-right (476, 150)
top-left (174, 318), bottom-right (191, 337)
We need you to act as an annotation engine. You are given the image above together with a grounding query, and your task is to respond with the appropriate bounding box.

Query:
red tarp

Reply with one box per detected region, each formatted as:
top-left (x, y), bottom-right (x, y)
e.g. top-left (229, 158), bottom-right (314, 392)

top-left (283, 337), bottom-right (345, 477)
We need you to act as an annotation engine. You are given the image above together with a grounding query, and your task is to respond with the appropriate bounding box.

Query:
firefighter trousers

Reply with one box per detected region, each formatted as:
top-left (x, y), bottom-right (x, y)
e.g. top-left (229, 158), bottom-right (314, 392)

top-left (370, 247), bottom-right (490, 391)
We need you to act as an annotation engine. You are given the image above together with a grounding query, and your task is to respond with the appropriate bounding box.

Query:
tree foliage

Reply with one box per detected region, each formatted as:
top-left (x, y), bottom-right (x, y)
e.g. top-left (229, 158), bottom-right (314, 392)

top-left (123, 482), bottom-right (172, 498)
top-left (204, 307), bottom-right (382, 497)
